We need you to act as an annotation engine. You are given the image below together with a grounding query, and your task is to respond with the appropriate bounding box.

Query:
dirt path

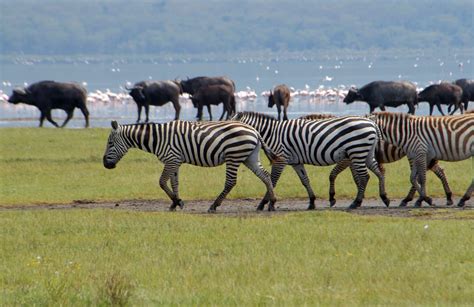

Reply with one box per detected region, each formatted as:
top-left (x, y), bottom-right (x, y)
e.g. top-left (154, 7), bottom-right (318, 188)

top-left (0, 198), bottom-right (472, 219)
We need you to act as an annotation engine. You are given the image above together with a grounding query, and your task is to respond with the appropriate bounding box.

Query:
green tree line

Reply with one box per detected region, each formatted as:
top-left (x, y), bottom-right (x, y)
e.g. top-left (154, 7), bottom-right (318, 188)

top-left (1, 0), bottom-right (472, 55)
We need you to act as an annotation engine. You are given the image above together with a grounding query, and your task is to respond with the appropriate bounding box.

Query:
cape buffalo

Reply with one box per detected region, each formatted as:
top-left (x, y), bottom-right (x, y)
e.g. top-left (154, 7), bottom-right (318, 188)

top-left (343, 81), bottom-right (418, 114)
top-left (418, 83), bottom-right (463, 115)
top-left (190, 84), bottom-right (236, 121)
top-left (268, 84), bottom-right (291, 120)
top-left (128, 80), bottom-right (182, 122)
top-left (453, 78), bottom-right (474, 111)
top-left (179, 76), bottom-right (235, 96)
top-left (7, 80), bottom-right (89, 128)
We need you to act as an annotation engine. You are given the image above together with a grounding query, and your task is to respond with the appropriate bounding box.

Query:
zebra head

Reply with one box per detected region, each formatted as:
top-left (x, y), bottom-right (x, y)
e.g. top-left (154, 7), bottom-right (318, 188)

top-left (103, 121), bottom-right (129, 169)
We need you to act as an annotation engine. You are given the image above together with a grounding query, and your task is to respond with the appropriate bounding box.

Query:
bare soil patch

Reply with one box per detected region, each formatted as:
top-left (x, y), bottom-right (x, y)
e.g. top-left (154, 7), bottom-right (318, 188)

top-left (0, 198), bottom-right (472, 219)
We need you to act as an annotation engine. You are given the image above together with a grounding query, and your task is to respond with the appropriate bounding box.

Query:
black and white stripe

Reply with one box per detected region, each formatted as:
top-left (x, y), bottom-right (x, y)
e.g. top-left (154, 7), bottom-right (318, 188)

top-left (103, 120), bottom-right (277, 212)
top-left (232, 111), bottom-right (384, 209)
top-left (301, 113), bottom-right (453, 206)
top-left (372, 112), bottom-right (474, 207)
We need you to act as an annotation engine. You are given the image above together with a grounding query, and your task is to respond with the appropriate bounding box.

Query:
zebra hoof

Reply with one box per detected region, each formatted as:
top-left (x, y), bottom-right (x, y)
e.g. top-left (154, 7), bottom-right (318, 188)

top-left (381, 195), bottom-right (390, 207)
top-left (399, 201), bottom-right (408, 207)
top-left (457, 197), bottom-right (469, 207)
top-left (307, 204), bottom-right (315, 210)
top-left (257, 199), bottom-right (268, 211)
top-left (329, 199), bottom-right (336, 207)
top-left (446, 200), bottom-right (453, 206)
top-left (268, 204), bottom-right (275, 212)
top-left (207, 207), bottom-right (217, 213)
top-left (169, 205), bottom-right (177, 211)
top-left (348, 203), bottom-right (359, 209)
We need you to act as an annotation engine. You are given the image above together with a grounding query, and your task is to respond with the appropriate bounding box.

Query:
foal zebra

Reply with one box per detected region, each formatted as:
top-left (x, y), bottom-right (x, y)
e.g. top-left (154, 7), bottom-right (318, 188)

top-left (301, 113), bottom-right (454, 206)
top-left (232, 111), bottom-right (385, 209)
top-left (372, 112), bottom-right (473, 207)
top-left (103, 120), bottom-right (277, 212)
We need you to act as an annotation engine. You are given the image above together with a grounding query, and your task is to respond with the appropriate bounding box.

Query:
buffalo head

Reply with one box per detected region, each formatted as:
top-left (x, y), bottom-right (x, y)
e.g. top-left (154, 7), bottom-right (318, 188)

top-left (128, 86), bottom-right (146, 104)
top-left (343, 88), bottom-right (362, 104)
top-left (268, 91), bottom-right (275, 108)
top-left (180, 78), bottom-right (192, 94)
top-left (8, 88), bottom-right (29, 104)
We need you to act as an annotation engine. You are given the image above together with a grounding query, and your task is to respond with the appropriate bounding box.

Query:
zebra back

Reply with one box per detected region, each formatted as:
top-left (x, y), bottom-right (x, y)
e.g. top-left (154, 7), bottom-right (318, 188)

top-left (372, 112), bottom-right (474, 161)
top-left (233, 111), bottom-right (379, 166)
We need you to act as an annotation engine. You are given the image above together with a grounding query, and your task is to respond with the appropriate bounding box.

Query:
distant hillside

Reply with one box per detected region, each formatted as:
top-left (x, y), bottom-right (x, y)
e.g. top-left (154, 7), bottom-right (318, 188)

top-left (1, 0), bottom-right (472, 55)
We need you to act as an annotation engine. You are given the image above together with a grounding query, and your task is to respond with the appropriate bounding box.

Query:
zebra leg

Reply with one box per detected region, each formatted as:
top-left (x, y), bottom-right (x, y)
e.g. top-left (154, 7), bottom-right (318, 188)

top-left (400, 158), bottom-right (417, 207)
top-left (208, 161), bottom-right (239, 213)
top-left (258, 162), bottom-right (286, 210)
top-left (169, 167), bottom-right (184, 210)
top-left (159, 163), bottom-right (183, 211)
top-left (367, 158), bottom-right (390, 207)
top-left (328, 160), bottom-right (351, 207)
top-left (292, 164), bottom-right (316, 210)
top-left (348, 162), bottom-right (369, 209)
top-left (458, 179), bottom-right (473, 207)
top-left (244, 148), bottom-right (277, 211)
top-left (413, 158), bottom-right (433, 207)
top-left (430, 161), bottom-right (453, 206)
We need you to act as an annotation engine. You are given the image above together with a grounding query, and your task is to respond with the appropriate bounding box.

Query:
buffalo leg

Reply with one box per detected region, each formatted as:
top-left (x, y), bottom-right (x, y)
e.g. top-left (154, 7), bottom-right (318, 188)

top-left (276, 104), bottom-right (281, 121)
top-left (136, 105), bottom-right (142, 123)
top-left (379, 105), bottom-right (386, 111)
top-left (78, 105), bottom-right (90, 128)
top-left (44, 110), bottom-right (59, 127)
top-left (283, 105), bottom-right (288, 120)
top-left (172, 100), bottom-right (181, 120)
top-left (408, 103), bottom-right (416, 115)
top-left (429, 103), bottom-right (435, 115)
top-left (435, 102), bottom-right (445, 116)
top-left (144, 104), bottom-right (150, 122)
top-left (61, 109), bottom-right (74, 128)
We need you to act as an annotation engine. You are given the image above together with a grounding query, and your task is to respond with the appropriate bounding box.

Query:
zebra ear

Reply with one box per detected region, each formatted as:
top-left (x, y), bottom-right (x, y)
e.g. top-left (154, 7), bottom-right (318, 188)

top-left (111, 121), bottom-right (118, 130)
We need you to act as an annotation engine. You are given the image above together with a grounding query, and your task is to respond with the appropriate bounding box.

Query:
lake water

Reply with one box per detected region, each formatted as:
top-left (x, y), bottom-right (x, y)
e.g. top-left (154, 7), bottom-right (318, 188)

top-left (0, 53), bottom-right (472, 127)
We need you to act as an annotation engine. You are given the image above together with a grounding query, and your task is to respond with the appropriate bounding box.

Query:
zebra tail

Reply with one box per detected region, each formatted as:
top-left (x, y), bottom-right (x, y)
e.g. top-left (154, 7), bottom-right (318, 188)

top-left (258, 134), bottom-right (282, 164)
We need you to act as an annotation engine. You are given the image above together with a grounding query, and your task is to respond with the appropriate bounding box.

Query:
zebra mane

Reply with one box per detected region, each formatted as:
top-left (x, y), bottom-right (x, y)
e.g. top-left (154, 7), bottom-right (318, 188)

top-left (233, 111), bottom-right (277, 121)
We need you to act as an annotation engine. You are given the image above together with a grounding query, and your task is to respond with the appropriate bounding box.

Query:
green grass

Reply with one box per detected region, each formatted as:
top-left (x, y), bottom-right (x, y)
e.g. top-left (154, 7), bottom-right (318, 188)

top-left (0, 127), bottom-right (472, 205)
top-left (1, 128), bottom-right (473, 305)
top-left (1, 210), bottom-right (473, 305)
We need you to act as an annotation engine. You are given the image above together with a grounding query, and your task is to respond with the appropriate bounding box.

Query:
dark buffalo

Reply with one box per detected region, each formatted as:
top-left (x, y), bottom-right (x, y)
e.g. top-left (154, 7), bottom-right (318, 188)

top-left (7, 80), bottom-right (89, 128)
top-left (343, 81), bottom-right (418, 114)
top-left (453, 78), bottom-right (474, 111)
top-left (268, 84), bottom-right (291, 121)
top-left (180, 76), bottom-right (235, 96)
top-left (418, 83), bottom-right (463, 115)
top-left (190, 84), bottom-right (236, 121)
top-left (128, 80), bottom-right (182, 122)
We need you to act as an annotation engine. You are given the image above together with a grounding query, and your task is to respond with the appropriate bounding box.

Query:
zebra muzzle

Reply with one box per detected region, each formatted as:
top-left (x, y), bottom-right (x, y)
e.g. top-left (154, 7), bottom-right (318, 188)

top-left (103, 156), bottom-right (116, 169)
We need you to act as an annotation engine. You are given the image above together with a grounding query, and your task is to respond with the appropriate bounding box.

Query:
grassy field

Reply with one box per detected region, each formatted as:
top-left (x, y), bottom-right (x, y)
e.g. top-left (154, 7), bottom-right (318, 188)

top-left (0, 127), bottom-right (472, 206)
top-left (1, 209), bottom-right (473, 305)
top-left (0, 128), bottom-right (473, 305)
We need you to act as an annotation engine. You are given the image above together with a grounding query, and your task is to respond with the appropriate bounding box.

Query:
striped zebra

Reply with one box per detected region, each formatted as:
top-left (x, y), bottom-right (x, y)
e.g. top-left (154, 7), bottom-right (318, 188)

top-left (232, 111), bottom-right (386, 209)
top-left (372, 112), bottom-right (473, 207)
top-left (301, 113), bottom-right (454, 206)
top-left (102, 120), bottom-right (278, 212)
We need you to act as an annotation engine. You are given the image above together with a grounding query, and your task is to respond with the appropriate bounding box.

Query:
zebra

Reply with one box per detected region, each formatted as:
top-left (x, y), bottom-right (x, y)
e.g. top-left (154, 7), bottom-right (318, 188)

top-left (231, 111), bottom-right (386, 209)
top-left (371, 112), bottom-right (473, 207)
top-left (301, 113), bottom-right (454, 206)
top-left (102, 120), bottom-right (278, 212)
